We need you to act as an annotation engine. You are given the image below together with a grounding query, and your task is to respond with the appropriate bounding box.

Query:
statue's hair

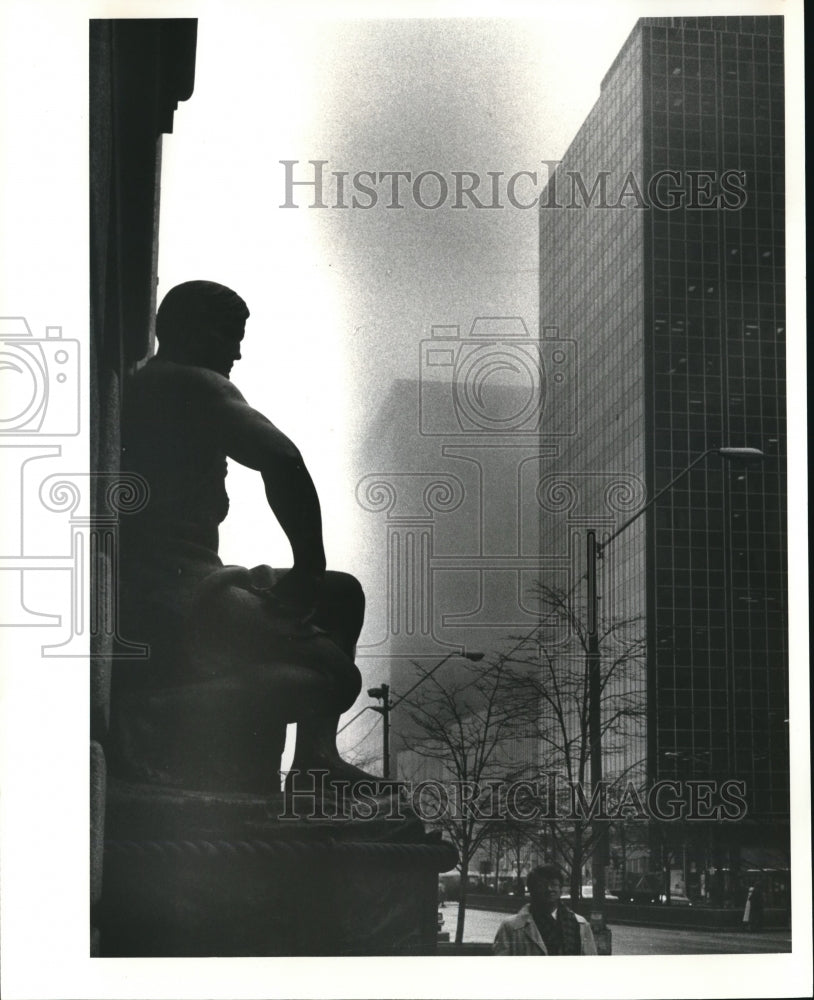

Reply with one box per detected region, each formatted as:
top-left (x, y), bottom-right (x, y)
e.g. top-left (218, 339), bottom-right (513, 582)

top-left (156, 281), bottom-right (249, 345)
top-left (526, 864), bottom-right (565, 890)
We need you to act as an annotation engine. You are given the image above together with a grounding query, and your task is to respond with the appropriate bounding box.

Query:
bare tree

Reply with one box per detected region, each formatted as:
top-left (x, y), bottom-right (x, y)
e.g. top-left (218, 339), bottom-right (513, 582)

top-left (397, 653), bottom-right (525, 945)
top-left (490, 813), bottom-right (543, 893)
top-left (339, 720), bottom-right (384, 774)
top-left (389, 580), bottom-right (647, 939)
top-left (504, 582), bottom-right (648, 903)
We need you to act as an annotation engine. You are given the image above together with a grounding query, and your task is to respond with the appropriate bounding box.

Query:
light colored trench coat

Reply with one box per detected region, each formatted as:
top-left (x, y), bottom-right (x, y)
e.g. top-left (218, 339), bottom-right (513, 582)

top-left (493, 903), bottom-right (598, 955)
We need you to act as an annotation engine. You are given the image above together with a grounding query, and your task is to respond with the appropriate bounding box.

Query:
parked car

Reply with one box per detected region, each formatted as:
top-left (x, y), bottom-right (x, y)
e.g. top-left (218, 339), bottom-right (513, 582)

top-left (616, 873), bottom-right (693, 905)
top-left (658, 892), bottom-right (693, 906)
top-left (579, 885), bottom-right (619, 901)
top-left (616, 873), bottom-right (664, 904)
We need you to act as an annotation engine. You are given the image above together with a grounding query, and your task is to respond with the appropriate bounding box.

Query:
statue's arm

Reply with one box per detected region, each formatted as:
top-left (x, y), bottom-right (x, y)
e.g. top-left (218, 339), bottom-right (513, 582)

top-left (212, 376), bottom-right (327, 588)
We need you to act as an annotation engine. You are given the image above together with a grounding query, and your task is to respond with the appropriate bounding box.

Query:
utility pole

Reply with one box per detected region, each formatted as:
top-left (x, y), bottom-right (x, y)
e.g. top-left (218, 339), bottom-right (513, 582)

top-left (368, 684), bottom-right (391, 779)
top-left (586, 531), bottom-right (608, 918)
top-left (582, 446), bottom-right (763, 955)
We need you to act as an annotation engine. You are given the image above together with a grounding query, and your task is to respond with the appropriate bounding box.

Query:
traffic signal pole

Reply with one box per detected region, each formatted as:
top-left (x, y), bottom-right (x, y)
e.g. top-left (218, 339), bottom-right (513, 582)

top-left (368, 684), bottom-right (391, 778)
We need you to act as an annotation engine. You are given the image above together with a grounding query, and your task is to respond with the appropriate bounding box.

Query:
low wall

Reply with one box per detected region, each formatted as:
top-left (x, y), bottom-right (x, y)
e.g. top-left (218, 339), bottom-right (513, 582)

top-left (464, 893), bottom-right (789, 931)
top-left (464, 893), bottom-right (525, 914)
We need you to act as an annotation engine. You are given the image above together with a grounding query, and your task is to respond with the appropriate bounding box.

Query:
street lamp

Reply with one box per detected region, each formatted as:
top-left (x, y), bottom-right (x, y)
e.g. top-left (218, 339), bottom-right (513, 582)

top-left (338, 649), bottom-right (484, 778)
top-left (586, 446), bottom-right (763, 922)
top-left (595, 448), bottom-right (764, 557)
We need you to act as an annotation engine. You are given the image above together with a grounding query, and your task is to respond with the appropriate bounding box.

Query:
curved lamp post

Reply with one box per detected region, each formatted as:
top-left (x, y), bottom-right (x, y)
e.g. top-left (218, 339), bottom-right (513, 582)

top-left (587, 446), bottom-right (764, 923)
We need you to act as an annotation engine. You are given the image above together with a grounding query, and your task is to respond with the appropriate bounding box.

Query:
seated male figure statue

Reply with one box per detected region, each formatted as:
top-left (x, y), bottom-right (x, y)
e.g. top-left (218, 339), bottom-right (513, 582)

top-left (112, 280), bottom-right (373, 795)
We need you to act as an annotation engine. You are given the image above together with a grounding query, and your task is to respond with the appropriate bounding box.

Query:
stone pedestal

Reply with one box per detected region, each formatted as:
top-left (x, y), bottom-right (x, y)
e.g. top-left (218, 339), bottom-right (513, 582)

top-left (99, 779), bottom-right (457, 956)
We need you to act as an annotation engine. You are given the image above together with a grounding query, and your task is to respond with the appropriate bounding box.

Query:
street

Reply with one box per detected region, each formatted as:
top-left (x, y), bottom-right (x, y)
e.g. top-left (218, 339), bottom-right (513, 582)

top-left (441, 904), bottom-right (792, 955)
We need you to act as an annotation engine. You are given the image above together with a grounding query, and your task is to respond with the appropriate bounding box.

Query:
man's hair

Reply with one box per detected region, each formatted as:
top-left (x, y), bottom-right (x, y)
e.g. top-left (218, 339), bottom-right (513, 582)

top-left (156, 280), bottom-right (249, 347)
top-left (526, 864), bottom-right (564, 891)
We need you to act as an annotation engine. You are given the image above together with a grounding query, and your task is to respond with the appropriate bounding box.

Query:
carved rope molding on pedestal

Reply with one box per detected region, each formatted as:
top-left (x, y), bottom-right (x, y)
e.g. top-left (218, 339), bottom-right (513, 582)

top-left (105, 838), bottom-right (458, 866)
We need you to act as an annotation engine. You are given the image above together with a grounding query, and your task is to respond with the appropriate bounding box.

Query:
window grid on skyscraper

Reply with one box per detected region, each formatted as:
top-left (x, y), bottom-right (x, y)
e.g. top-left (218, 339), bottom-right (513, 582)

top-left (539, 16), bottom-right (787, 858)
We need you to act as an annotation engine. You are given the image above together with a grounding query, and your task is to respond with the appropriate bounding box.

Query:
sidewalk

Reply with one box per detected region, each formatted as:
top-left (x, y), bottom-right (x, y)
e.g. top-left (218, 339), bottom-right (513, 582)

top-left (440, 903), bottom-right (792, 955)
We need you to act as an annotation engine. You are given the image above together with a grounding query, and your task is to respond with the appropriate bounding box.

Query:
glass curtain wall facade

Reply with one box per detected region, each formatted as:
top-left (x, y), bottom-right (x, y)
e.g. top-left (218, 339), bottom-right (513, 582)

top-left (539, 15), bottom-right (788, 875)
top-left (537, 30), bottom-right (648, 792)
top-left (643, 16), bottom-right (787, 839)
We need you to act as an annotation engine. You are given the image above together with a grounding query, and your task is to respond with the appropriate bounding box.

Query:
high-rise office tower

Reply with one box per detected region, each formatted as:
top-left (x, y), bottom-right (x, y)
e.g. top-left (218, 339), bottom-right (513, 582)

top-left (539, 16), bottom-right (788, 876)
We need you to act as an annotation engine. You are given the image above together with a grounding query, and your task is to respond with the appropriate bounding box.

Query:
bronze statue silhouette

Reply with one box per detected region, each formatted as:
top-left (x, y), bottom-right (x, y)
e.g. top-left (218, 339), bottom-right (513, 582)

top-left (112, 280), bottom-right (375, 794)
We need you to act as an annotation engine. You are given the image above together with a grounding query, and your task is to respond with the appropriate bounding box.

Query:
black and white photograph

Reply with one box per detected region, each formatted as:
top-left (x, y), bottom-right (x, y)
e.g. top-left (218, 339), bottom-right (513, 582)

top-left (0, 1), bottom-right (809, 997)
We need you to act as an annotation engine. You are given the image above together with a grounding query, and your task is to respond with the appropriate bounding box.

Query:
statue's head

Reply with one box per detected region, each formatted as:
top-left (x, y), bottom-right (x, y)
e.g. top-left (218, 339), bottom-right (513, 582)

top-left (155, 280), bottom-right (250, 377)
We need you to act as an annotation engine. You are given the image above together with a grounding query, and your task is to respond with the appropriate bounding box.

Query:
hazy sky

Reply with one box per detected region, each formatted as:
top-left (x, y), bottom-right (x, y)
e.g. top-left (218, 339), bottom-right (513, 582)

top-left (0, 3), bottom-right (807, 999)
top-left (154, 5), bottom-right (805, 775)
top-left (158, 11), bottom-right (642, 576)
top-left (156, 11), bottom-right (659, 768)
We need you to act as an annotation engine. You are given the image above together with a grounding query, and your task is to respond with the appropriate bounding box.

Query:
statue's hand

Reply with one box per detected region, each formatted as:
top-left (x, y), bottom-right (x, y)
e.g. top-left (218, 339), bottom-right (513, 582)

top-left (263, 566), bottom-right (324, 622)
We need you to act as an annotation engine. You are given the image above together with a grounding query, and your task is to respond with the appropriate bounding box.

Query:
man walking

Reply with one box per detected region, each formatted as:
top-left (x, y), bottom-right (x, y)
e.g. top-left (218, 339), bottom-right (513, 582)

top-left (493, 865), bottom-right (597, 955)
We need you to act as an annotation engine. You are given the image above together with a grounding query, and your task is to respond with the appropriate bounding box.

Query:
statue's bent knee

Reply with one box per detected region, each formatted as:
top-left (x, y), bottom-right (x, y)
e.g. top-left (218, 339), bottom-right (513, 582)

top-left (110, 564), bottom-right (365, 793)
